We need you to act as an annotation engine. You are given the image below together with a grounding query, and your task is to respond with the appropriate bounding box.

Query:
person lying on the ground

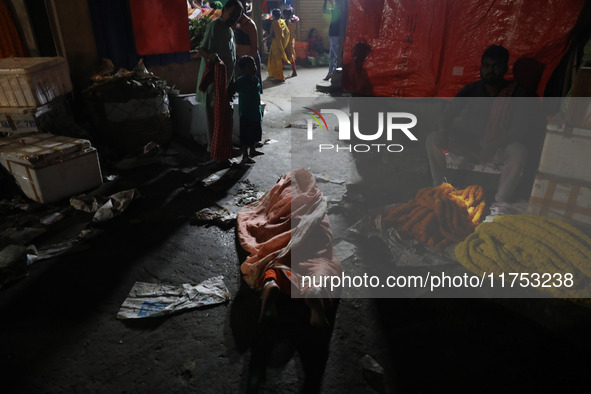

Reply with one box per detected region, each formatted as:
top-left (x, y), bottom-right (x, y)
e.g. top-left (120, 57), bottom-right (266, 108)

top-left (236, 169), bottom-right (342, 327)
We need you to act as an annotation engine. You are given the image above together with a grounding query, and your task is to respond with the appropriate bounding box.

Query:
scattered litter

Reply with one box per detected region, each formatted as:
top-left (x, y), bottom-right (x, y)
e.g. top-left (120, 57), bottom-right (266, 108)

top-left (180, 166), bottom-right (198, 174)
top-left (314, 173), bottom-right (346, 185)
top-left (484, 202), bottom-right (529, 222)
top-left (92, 189), bottom-right (139, 223)
top-left (40, 212), bottom-right (64, 225)
top-left (348, 213), bottom-right (456, 267)
top-left (326, 195), bottom-right (344, 205)
top-left (234, 180), bottom-right (264, 207)
top-left (202, 168), bottom-right (230, 186)
top-left (0, 244), bottom-right (29, 270)
top-left (105, 175), bottom-right (119, 182)
top-left (333, 240), bottom-right (357, 263)
top-left (259, 138), bottom-right (277, 145)
top-left (287, 122), bottom-right (316, 129)
top-left (116, 276), bottom-right (230, 319)
top-left (143, 141), bottom-right (161, 156)
top-left (193, 205), bottom-right (237, 228)
top-left (70, 194), bottom-right (103, 213)
top-left (35, 228), bottom-right (102, 261)
top-left (360, 355), bottom-right (385, 393)
top-left (0, 244), bottom-right (35, 287)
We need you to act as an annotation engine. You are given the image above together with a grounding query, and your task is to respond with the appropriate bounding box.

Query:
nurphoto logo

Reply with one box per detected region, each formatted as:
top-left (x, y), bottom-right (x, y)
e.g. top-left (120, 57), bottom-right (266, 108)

top-left (303, 107), bottom-right (418, 153)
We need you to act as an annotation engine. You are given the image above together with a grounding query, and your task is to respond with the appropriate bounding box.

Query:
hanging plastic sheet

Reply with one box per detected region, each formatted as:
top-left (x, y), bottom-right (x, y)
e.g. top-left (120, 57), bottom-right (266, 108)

top-left (343, 0), bottom-right (585, 97)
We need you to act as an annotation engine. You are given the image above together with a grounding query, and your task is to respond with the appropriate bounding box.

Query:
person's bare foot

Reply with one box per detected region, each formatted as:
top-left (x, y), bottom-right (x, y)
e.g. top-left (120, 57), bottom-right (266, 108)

top-left (259, 279), bottom-right (279, 326)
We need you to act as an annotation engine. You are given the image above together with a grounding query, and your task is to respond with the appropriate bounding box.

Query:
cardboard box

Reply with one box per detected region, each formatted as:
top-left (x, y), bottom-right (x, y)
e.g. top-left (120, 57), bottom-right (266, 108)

top-left (537, 125), bottom-right (591, 184)
top-left (0, 57), bottom-right (73, 107)
top-left (0, 133), bottom-right (102, 203)
top-left (528, 173), bottom-right (591, 226)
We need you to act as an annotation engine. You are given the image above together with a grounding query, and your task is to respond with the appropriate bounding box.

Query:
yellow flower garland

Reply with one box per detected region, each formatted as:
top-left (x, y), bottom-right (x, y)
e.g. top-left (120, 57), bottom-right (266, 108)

top-left (455, 214), bottom-right (591, 298)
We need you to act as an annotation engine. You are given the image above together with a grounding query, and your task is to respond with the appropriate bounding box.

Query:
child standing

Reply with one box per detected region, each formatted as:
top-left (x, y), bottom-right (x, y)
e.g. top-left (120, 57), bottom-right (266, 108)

top-left (235, 56), bottom-right (263, 164)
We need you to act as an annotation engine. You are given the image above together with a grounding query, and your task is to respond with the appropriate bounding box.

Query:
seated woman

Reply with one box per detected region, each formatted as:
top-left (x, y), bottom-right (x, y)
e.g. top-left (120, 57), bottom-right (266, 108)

top-left (307, 28), bottom-right (325, 57)
top-left (236, 169), bottom-right (342, 327)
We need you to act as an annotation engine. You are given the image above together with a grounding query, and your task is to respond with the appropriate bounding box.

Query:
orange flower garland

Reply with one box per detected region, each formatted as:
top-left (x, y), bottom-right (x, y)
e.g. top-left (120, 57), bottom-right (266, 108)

top-left (382, 183), bottom-right (487, 249)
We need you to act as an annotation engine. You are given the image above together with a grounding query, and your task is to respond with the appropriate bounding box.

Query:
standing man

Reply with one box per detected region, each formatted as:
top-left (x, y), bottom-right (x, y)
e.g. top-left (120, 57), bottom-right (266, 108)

top-left (323, 0), bottom-right (341, 81)
top-left (426, 45), bottom-right (534, 202)
top-left (196, 0), bottom-right (243, 153)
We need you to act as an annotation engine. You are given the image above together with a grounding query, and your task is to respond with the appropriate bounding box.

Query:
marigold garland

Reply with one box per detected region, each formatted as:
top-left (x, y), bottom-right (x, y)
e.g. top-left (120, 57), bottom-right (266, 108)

top-left (455, 214), bottom-right (591, 298)
top-left (382, 183), bottom-right (488, 250)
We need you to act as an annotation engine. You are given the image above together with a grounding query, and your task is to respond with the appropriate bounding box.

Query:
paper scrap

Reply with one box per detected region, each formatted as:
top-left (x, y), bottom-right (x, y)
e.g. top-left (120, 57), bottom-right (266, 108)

top-left (116, 276), bottom-right (231, 319)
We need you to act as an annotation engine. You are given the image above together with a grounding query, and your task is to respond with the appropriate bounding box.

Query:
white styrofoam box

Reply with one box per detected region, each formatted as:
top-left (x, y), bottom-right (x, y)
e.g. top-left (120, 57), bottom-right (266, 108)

top-left (0, 133), bottom-right (102, 203)
top-left (0, 57), bottom-right (73, 107)
top-left (537, 127), bottom-right (591, 184)
top-left (170, 94), bottom-right (208, 145)
top-left (528, 173), bottom-right (591, 226)
top-left (170, 95), bottom-right (266, 147)
top-left (0, 99), bottom-right (71, 135)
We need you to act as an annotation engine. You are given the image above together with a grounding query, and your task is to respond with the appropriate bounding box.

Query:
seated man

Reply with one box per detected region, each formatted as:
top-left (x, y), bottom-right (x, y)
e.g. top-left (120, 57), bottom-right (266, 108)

top-left (426, 45), bottom-right (533, 202)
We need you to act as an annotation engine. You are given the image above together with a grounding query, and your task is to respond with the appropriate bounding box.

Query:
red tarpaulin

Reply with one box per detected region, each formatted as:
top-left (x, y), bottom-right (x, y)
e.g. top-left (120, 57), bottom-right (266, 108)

top-left (343, 0), bottom-right (585, 97)
top-left (130, 0), bottom-right (191, 55)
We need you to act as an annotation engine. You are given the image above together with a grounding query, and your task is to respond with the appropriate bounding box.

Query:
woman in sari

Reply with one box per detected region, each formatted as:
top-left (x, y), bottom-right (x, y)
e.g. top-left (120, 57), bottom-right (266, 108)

top-left (266, 8), bottom-right (290, 82)
top-left (282, 7), bottom-right (298, 77)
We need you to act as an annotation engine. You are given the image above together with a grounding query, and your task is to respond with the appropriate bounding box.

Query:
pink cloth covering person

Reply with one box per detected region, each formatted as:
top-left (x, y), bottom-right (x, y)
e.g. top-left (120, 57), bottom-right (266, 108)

top-left (237, 168), bottom-right (342, 326)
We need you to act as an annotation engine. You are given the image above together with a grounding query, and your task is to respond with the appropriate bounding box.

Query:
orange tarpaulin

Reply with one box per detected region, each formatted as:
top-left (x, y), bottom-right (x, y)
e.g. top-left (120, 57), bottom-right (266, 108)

top-left (343, 0), bottom-right (585, 97)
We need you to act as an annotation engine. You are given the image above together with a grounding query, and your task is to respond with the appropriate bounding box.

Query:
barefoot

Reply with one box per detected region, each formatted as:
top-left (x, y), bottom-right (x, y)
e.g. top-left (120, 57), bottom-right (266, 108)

top-left (259, 279), bottom-right (279, 326)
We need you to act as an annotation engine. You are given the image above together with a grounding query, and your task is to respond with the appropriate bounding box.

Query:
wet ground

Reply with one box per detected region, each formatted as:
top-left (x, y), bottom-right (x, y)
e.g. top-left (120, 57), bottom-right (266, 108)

top-left (1, 67), bottom-right (591, 394)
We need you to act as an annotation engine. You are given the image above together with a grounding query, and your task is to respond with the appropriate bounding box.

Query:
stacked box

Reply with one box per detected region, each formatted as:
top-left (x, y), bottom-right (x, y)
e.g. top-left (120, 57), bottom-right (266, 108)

top-left (528, 174), bottom-right (591, 226)
top-left (0, 98), bottom-right (71, 135)
top-left (0, 57), bottom-right (72, 107)
top-left (529, 95), bottom-right (591, 226)
top-left (537, 125), bottom-right (591, 183)
top-left (0, 133), bottom-right (102, 204)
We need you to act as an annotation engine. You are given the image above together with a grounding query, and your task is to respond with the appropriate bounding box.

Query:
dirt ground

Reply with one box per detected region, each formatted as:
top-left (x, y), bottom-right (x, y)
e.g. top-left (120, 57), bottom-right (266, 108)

top-left (1, 67), bottom-right (591, 394)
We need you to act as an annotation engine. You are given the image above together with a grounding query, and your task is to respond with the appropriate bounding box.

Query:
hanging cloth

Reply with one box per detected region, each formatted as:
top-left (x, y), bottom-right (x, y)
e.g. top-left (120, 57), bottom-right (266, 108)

top-left (199, 60), bottom-right (233, 160)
